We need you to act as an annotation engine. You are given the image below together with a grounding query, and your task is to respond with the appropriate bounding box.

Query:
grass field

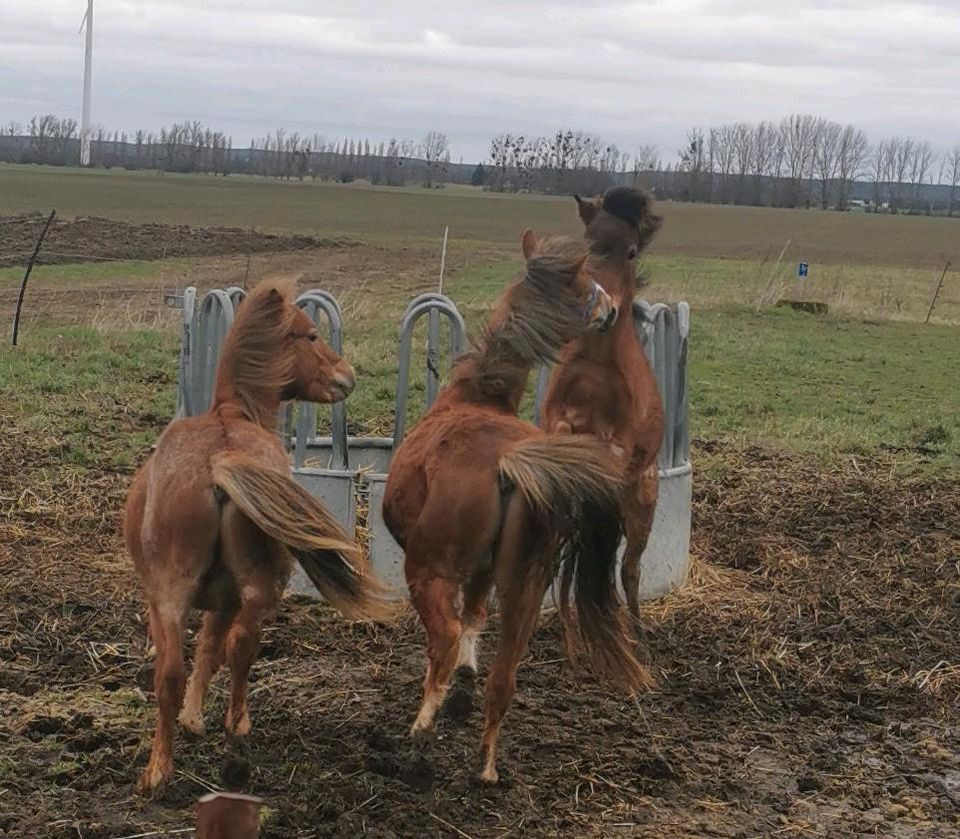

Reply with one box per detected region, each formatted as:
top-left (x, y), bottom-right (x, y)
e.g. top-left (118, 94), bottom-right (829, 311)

top-left (3, 163), bottom-right (959, 266)
top-left (2, 164), bottom-right (958, 471)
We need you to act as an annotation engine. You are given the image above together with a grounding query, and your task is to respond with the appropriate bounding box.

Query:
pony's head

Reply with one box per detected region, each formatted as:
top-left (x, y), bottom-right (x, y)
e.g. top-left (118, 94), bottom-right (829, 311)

top-left (284, 302), bottom-right (356, 404)
top-left (215, 279), bottom-right (355, 425)
top-left (519, 229), bottom-right (615, 333)
top-left (452, 234), bottom-right (613, 409)
top-left (573, 187), bottom-right (662, 322)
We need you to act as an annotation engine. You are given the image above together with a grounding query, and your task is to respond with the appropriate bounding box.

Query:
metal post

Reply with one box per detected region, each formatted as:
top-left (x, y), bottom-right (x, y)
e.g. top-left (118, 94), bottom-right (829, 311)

top-left (11, 209), bottom-right (56, 346)
top-left (80, 0), bottom-right (94, 167)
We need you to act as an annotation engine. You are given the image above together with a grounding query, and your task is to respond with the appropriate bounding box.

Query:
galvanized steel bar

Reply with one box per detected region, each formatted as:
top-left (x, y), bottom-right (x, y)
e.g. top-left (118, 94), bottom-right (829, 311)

top-left (393, 295), bottom-right (467, 448)
top-left (293, 291), bottom-right (348, 470)
top-left (174, 286), bottom-right (197, 418)
top-left (190, 289), bottom-right (236, 415)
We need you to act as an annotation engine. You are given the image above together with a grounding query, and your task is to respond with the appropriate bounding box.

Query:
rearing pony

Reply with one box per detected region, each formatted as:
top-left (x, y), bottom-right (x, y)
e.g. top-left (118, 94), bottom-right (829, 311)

top-left (125, 279), bottom-right (392, 793)
top-left (383, 233), bottom-right (654, 784)
top-left (541, 187), bottom-right (664, 632)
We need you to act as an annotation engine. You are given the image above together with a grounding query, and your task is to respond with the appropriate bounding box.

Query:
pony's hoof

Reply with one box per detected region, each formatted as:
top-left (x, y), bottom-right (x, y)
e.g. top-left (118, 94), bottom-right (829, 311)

top-left (137, 760), bottom-right (172, 795)
top-left (409, 721), bottom-right (434, 738)
top-left (226, 708), bottom-right (251, 737)
top-left (178, 710), bottom-right (205, 737)
top-left (478, 765), bottom-right (500, 785)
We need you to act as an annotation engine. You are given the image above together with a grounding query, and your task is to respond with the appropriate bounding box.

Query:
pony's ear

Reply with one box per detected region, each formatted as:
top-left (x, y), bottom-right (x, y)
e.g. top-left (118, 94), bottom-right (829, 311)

top-left (521, 228), bottom-right (537, 259)
top-left (574, 194), bottom-right (599, 225)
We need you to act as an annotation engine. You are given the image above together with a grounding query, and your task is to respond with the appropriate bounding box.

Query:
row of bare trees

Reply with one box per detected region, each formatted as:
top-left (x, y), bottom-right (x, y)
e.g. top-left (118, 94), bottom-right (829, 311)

top-left (655, 114), bottom-right (959, 214)
top-left (487, 130), bottom-right (632, 194)
top-left (486, 116), bottom-right (960, 215)
top-left (245, 129), bottom-right (451, 186)
top-left (0, 116), bottom-right (453, 187)
top-left (3, 112), bottom-right (959, 215)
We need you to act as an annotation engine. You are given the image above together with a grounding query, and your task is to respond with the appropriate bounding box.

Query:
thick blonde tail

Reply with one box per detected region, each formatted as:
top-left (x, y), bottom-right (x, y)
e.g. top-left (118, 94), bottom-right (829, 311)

top-left (211, 454), bottom-right (395, 622)
top-left (498, 435), bottom-right (655, 693)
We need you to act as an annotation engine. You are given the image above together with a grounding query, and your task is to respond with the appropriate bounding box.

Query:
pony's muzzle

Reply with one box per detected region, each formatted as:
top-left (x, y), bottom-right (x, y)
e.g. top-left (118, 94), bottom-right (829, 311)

top-left (331, 364), bottom-right (356, 401)
top-left (585, 282), bottom-right (616, 332)
top-left (601, 306), bottom-right (618, 332)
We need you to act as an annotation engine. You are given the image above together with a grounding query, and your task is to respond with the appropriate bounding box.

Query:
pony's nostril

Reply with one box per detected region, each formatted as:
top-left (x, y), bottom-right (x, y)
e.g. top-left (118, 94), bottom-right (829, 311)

top-left (334, 368), bottom-right (356, 396)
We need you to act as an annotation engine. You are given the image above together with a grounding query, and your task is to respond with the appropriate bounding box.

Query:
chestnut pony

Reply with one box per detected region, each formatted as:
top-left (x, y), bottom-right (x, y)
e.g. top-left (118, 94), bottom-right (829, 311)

top-left (541, 188), bottom-right (664, 632)
top-left (383, 234), bottom-right (654, 784)
top-left (125, 279), bottom-right (392, 793)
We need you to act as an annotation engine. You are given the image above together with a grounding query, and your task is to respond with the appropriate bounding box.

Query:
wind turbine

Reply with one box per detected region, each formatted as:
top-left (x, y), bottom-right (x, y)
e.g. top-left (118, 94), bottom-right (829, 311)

top-left (79, 0), bottom-right (93, 166)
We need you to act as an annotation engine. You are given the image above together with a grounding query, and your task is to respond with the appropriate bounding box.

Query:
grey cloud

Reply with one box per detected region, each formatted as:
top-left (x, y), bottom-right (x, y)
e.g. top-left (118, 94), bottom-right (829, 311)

top-left (0, 0), bottom-right (957, 161)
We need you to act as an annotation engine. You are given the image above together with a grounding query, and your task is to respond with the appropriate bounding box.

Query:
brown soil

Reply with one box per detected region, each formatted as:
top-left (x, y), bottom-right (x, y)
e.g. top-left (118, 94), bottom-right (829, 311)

top-left (0, 214), bottom-right (348, 268)
top-left (3, 431), bottom-right (959, 838)
top-left (0, 237), bottom-right (478, 332)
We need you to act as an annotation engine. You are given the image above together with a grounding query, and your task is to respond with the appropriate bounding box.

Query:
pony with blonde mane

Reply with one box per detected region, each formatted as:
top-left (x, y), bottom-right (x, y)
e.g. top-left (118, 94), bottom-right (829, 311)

top-left (125, 278), bottom-right (392, 792)
top-left (383, 233), bottom-right (655, 784)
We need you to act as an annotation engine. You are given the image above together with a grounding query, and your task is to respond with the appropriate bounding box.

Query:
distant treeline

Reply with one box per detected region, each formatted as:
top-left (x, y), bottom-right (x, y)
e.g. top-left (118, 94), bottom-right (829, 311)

top-left (2, 113), bottom-right (959, 216)
top-left (0, 117), bottom-right (465, 187)
top-left (487, 117), bottom-right (960, 216)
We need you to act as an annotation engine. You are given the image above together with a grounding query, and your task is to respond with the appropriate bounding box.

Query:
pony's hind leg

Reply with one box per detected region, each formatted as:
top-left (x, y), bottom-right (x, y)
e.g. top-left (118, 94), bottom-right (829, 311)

top-left (480, 498), bottom-right (552, 784)
top-left (220, 504), bottom-right (286, 737)
top-left (457, 566), bottom-right (493, 676)
top-left (179, 609), bottom-right (236, 735)
top-left (621, 464), bottom-right (658, 652)
top-left (408, 573), bottom-right (462, 734)
top-left (139, 594), bottom-right (192, 793)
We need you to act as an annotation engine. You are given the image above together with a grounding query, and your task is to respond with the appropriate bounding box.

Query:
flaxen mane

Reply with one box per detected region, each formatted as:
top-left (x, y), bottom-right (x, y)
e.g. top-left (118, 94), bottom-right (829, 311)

top-left (214, 279), bottom-right (298, 424)
top-left (453, 237), bottom-right (589, 405)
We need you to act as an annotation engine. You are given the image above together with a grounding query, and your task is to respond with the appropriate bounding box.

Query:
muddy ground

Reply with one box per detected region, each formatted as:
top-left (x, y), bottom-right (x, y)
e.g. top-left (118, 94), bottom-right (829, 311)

top-left (3, 433), bottom-right (959, 838)
top-left (3, 219), bottom-right (959, 836)
top-left (0, 214), bottom-right (347, 268)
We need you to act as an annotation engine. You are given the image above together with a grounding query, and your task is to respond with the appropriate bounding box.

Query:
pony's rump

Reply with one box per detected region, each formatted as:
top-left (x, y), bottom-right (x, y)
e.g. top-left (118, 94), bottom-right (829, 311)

top-left (498, 435), bottom-right (655, 693)
top-left (211, 454), bottom-right (395, 621)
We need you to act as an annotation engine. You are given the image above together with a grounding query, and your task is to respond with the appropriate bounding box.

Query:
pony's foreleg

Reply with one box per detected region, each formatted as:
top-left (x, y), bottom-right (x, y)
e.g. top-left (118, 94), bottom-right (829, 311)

top-left (408, 574), bottom-right (461, 734)
top-left (480, 498), bottom-right (551, 784)
top-left (139, 600), bottom-right (190, 793)
top-left (621, 464), bottom-right (658, 653)
top-left (179, 609), bottom-right (236, 735)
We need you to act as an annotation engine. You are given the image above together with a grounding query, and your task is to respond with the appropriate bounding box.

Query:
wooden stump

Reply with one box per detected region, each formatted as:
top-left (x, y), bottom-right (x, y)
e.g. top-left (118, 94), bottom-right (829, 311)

top-left (196, 792), bottom-right (263, 839)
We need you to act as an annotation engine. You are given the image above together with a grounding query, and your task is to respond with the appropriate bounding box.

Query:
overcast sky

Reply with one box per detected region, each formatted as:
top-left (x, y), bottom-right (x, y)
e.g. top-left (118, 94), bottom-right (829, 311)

top-left (1, 1), bottom-right (958, 162)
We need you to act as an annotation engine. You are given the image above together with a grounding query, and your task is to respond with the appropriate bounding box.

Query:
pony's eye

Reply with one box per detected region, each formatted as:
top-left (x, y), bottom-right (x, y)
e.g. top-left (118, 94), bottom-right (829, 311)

top-left (628, 246), bottom-right (639, 260)
top-left (308, 334), bottom-right (319, 342)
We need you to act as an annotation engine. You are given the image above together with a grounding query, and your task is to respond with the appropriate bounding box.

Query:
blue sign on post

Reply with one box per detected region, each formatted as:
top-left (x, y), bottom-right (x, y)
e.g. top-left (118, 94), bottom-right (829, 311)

top-left (798, 261), bottom-right (809, 278)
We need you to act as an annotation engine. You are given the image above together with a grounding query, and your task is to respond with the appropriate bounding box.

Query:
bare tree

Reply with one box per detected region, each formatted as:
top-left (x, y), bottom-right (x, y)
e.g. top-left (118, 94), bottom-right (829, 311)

top-left (814, 120), bottom-right (841, 209)
top-left (732, 123), bottom-right (753, 204)
top-left (678, 128), bottom-right (706, 202)
top-left (909, 141), bottom-right (935, 210)
top-left (751, 121), bottom-right (776, 205)
top-left (420, 131), bottom-right (449, 187)
top-left (871, 139), bottom-right (889, 208)
top-left (835, 125), bottom-right (869, 210)
top-left (946, 145), bottom-right (960, 217)
top-left (632, 144), bottom-right (660, 190)
top-left (886, 137), bottom-right (914, 212)
top-left (780, 114), bottom-right (818, 207)
top-left (713, 124), bottom-right (737, 203)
